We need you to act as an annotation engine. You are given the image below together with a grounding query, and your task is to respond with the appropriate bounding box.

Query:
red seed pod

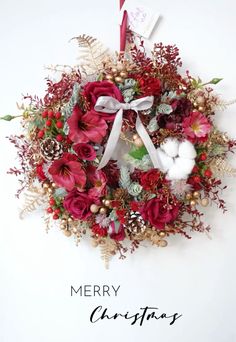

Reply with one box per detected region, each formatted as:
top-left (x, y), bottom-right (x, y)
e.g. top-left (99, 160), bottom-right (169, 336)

top-left (37, 130), bottom-right (45, 139)
top-left (49, 198), bottom-right (56, 206)
top-left (46, 119), bottom-right (52, 127)
top-left (55, 112), bottom-right (62, 119)
top-left (56, 121), bottom-right (63, 129)
top-left (42, 110), bottom-right (48, 118)
top-left (47, 207), bottom-right (53, 214)
top-left (204, 169), bottom-right (212, 178)
top-left (56, 134), bottom-right (63, 142)
top-left (54, 208), bottom-right (61, 215)
top-left (48, 110), bottom-right (54, 118)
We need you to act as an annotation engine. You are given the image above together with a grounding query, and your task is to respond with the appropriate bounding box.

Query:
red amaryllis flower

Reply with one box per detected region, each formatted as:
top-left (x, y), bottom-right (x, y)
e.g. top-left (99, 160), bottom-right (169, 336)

top-left (140, 169), bottom-right (161, 191)
top-left (87, 165), bottom-right (107, 197)
top-left (73, 143), bottom-right (96, 161)
top-left (48, 153), bottom-right (86, 191)
top-left (67, 105), bottom-right (107, 144)
top-left (141, 198), bottom-right (180, 230)
top-left (183, 111), bottom-right (211, 139)
top-left (63, 189), bottom-right (97, 220)
top-left (83, 81), bottom-right (123, 121)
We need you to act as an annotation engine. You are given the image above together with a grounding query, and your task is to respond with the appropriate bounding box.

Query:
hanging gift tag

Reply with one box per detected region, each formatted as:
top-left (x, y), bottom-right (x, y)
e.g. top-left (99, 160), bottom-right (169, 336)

top-left (120, 0), bottom-right (160, 38)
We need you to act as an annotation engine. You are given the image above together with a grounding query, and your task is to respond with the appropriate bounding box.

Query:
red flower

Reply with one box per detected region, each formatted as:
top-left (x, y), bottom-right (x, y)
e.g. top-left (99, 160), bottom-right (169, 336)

top-left (48, 153), bottom-right (86, 191)
top-left (134, 76), bottom-right (161, 96)
top-left (67, 105), bottom-right (107, 143)
top-left (73, 143), bottom-right (96, 161)
top-left (140, 169), bottom-right (161, 191)
top-left (36, 163), bottom-right (47, 181)
top-left (63, 189), bottom-right (97, 220)
top-left (183, 111), bottom-right (211, 139)
top-left (87, 165), bottom-right (107, 197)
top-left (92, 224), bottom-right (107, 237)
top-left (116, 209), bottom-right (127, 224)
top-left (141, 198), bottom-right (180, 230)
top-left (83, 81), bottom-right (123, 121)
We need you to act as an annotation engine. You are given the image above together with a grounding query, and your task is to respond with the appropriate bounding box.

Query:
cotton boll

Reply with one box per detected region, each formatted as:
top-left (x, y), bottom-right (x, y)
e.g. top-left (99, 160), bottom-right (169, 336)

top-left (175, 157), bottom-right (195, 175)
top-left (167, 158), bottom-right (195, 180)
top-left (156, 148), bottom-right (174, 172)
top-left (178, 140), bottom-right (197, 159)
top-left (167, 162), bottom-right (189, 180)
top-left (161, 138), bottom-right (179, 158)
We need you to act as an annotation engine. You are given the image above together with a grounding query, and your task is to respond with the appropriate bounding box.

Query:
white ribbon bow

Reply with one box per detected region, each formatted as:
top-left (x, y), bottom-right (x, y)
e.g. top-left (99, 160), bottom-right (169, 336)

top-left (94, 96), bottom-right (163, 170)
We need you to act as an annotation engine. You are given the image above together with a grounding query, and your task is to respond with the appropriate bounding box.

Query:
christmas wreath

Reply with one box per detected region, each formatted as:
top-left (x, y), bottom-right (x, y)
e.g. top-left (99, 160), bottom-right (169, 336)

top-left (2, 2), bottom-right (236, 266)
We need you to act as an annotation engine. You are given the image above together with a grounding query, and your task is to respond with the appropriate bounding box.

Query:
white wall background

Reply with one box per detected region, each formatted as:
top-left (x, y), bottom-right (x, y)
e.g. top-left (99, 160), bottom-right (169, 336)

top-left (0, 0), bottom-right (236, 341)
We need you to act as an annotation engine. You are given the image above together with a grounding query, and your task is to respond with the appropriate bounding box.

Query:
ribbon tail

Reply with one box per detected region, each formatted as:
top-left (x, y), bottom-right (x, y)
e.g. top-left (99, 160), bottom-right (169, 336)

top-left (97, 108), bottom-right (124, 170)
top-left (135, 114), bottom-right (163, 170)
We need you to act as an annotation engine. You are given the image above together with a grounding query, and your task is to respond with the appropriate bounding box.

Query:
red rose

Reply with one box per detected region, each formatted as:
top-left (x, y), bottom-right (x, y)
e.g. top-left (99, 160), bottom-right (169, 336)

top-left (140, 169), bottom-right (161, 191)
top-left (83, 81), bottom-right (123, 121)
top-left (73, 143), bottom-right (96, 161)
top-left (134, 76), bottom-right (161, 97)
top-left (63, 189), bottom-right (97, 220)
top-left (141, 198), bottom-right (180, 230)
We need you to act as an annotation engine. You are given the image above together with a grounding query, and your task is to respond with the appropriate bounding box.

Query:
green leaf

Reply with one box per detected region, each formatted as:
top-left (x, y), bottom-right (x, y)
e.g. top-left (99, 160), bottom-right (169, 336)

top-left (0, 115), bottom-right (16, 121)
top-left (147, 117), bottom-right (158, 132)
top-left (119, 166), bottom-right (131, 189)
top-left (209, 78), bottom-right (223, 85)
top-left (129, 145), bottom-right (148, 160)
top-left (157, 103), bottom-right (173, 115)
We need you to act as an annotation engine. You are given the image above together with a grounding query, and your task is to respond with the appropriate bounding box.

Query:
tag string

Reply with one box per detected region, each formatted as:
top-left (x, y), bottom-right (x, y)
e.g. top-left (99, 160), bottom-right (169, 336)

top-left (120, 0), bottom-right (128, 52)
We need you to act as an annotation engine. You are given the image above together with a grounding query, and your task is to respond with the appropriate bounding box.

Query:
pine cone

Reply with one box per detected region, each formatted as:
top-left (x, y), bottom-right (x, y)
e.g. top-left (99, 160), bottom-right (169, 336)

top-left (124, 210), bottom-right (146, 234)
top-left (40, 138), bottom-right (63, 161)
top-left (113, 188), bottom-right (130, 201)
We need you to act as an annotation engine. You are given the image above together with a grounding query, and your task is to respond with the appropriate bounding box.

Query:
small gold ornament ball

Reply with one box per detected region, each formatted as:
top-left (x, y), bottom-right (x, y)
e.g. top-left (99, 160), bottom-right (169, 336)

top-left (43, 182), bottom-right (50, 189)
top-left (115, 76), bottom-right (123, 83)
top-left (104, 199), bottom-right (111, 207)
top-left (201, 198), bottom-right (209, 207)
top-left (99, 207), bottom-right (107, 215)
top-left (119, 71), bottom-right (128, 78)
top-left (193, 191), bottom-right (200, 199)
top-left (64, 230), bottom-right (72, 237)
top-left (159, 231), bottom-right (166, 238)
top-left (158, 239), bottom-right (168, 247)
top-left (132, 134), bottom-right (139, 140)
top-left (111, 67), bottom-right (118, 75)
top-left (185, 193), bottom-right (192, 200)
top-left (67, 217), bottom-right (73, 223)
top-left (134, 138), bottom-right (144, 147)
top-left (198, 106), bottom-right (205, 112)
top-left (105, 74), bottom-right (113, 81)
top-left (190, 199), bottom-right (196, 207)
top-left (196, 96), bottom-right (205, 105)
top-left (90, 204), bottom-right (100, 213)
top-left (47, 188), bottom-right (53, 194)
top-left (193, 102), bottom-right (198, 108)
top-left (51, 182), bottom-right (57, 188)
